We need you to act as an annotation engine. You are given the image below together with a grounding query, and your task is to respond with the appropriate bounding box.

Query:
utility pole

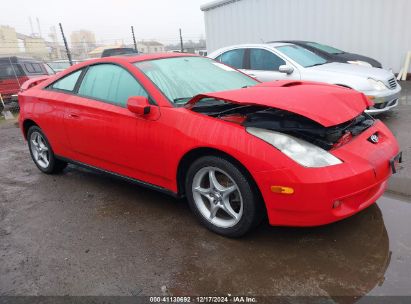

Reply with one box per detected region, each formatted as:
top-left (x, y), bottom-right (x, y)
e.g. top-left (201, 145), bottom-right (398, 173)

top-left (131, 26), bottom-right (138, 52)
top-left (179, 28), bottom-right (184, 53)
top-left (59, 23), bottom-right (73, 66)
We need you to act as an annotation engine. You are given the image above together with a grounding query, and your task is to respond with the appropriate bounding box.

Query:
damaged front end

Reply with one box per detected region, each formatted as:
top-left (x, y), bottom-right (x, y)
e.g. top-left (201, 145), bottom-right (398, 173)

top-left (186, 81), bottom-right (375, 152)
top-left (189, 98), bottom-right (374, 151)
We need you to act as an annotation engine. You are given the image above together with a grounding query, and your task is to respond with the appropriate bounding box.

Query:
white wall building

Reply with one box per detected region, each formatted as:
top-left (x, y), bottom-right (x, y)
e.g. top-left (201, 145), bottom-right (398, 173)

top-left (201, 0), bottom-right (411, 72)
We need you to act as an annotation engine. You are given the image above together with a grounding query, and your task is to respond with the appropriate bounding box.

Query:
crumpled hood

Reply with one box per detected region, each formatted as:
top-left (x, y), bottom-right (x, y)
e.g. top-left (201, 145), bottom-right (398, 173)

top-left (187, 81), bottom-right (372, 127)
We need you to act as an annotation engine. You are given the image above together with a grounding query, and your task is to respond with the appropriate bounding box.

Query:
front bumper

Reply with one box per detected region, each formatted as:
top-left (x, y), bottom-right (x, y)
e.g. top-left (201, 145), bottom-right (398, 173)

top-left (254, 120), bottom-right (399, 227)
top-left (364, 84), bottom-right (401, 114)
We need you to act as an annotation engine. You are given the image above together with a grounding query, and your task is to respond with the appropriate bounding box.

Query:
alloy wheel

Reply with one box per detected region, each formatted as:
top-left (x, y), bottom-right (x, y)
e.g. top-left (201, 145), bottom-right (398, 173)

top-left (30, 131), bottom-right (50, 169)
top-left (192, 166), bottom-right (243, 228)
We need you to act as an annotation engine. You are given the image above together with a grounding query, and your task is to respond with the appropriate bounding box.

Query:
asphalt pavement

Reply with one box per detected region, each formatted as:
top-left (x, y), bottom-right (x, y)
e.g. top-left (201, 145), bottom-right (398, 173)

top-left (0, 82), bottom-right (410, 299)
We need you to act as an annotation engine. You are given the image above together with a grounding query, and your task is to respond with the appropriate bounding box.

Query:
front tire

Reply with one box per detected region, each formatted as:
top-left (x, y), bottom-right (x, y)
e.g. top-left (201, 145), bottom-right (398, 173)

top-left (185, 156), bottom-right (263, 237)
top-left (27, 126), bottom-right (67, 174)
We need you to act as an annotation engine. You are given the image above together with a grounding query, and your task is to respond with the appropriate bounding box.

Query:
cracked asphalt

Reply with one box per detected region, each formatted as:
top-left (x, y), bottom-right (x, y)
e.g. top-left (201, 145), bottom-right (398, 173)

top-left (0, 82), bottom-right (410, 299)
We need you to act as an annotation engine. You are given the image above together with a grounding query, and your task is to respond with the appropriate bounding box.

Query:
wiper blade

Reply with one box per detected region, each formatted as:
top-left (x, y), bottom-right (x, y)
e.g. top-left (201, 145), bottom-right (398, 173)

top-left (211, 105), bottom-right (261, 117)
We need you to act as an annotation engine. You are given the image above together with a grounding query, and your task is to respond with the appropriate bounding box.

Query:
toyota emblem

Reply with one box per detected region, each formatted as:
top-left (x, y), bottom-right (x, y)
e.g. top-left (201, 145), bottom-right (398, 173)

top-left (369, 134), bottom-right (379, 144)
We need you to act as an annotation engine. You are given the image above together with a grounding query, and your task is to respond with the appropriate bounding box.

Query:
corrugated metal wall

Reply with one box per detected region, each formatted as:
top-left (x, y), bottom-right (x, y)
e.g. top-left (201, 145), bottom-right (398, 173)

top-left (203, 0), bottom-right (411, 72)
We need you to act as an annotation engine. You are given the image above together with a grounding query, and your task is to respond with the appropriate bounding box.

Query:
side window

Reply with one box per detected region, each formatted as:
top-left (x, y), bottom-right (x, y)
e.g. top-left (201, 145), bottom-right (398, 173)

top-left (25, 63), bottom-right (35, 73)
top-left (32, 63), bottom-right (43, 73)
top-left (250, 49), bottom-right (286, 71)
top-left (219, 49), bottom-right (245, 69)
top-left (78, 64), bottom-right (148, 107)
top-left (51, 70), bottom-right (82, 92)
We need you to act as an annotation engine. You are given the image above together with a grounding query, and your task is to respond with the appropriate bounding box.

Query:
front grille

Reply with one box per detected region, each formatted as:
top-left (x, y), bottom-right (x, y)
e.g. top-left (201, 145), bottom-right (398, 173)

top-left (387, 77), bottom-right (397, 89)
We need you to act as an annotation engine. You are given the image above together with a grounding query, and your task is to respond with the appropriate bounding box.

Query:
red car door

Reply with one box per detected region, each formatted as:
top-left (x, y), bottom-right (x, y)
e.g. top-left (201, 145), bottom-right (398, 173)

top-left (63, 63), bottom-right (161, 182)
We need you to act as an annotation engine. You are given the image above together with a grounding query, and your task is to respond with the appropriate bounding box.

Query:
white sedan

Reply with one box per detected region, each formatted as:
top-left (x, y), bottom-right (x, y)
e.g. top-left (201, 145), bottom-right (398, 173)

top-left (209, 43), bottom-right (401, 114)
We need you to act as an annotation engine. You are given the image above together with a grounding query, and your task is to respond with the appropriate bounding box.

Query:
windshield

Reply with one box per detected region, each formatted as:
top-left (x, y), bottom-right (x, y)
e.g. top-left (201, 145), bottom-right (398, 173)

top-left (134, 57), bottom-right (258, 105)
top-left (306, 42), bottom-right (344, 54)
top-left (277, 45), bottom-right (328, 68)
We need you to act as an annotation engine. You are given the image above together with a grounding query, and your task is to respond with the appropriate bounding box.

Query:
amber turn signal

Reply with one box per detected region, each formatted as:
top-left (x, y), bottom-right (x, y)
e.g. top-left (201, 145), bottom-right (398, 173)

top-left (270, 186), bottom-right (294, 194)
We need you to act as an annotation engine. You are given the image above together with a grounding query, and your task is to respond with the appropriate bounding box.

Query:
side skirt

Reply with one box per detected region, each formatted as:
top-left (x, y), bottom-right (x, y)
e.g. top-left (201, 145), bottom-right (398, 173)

top-left (56, 155), bottom-right (180, 199)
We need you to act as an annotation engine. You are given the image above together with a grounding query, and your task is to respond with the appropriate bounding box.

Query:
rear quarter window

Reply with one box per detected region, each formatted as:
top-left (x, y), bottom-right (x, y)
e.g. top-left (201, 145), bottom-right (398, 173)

top-left (49, 70), bottom-right (83, 92)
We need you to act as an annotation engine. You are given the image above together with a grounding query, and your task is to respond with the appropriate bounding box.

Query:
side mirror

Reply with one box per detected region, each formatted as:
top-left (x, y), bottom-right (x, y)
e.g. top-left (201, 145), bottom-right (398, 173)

top-left (127, 96), bottom-right (151, 116)
top-left (279, 65), bottom-right (294, 75)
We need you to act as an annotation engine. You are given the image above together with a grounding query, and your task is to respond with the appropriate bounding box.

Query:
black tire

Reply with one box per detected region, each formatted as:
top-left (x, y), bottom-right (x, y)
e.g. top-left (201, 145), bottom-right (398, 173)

top-left (185, 155), bottom-right (263, 237)
top-left (27, 126), bottom-right (67, 174)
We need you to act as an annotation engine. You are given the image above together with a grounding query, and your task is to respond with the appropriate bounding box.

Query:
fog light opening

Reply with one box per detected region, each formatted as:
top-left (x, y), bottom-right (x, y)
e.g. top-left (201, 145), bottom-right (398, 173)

top-left (333, 200), bottom-right (342, 209)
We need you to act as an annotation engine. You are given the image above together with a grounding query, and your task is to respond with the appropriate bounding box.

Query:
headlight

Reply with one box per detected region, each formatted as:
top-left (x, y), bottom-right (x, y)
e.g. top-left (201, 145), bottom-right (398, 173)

top-left (246, 127), bottom-right (342, 168)
top-left (347, 60), bottom-right (373, 68)
top-left (368, 78), bottom-right (387, 91)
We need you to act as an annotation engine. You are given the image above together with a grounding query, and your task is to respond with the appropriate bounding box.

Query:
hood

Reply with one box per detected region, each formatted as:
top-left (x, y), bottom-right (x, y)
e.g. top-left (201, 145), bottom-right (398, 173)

top-left (187, 81), bottom-right (372, 127)
top-left (309, 62), bottom-right (392, 80)
top-left (333, 53), bottom-right (382, 68)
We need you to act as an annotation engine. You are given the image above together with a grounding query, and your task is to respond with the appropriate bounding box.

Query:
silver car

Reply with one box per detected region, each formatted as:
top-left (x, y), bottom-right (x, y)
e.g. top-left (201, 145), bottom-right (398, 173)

top-left (209, 43), bottom-right (401, 114)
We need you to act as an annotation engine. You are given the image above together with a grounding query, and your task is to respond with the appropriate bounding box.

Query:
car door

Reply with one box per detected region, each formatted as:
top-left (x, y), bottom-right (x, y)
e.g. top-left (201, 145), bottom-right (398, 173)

top-left (63, 63), bottom-right (160, 180)
top-left (246, 48), bottom-right (300, 82)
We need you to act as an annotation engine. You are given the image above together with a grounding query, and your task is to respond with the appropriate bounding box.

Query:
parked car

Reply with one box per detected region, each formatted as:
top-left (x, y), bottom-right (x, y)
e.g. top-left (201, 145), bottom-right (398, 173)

top-left (101, 47), bottom-right (138, 57)
top-left (18, 53), bottom-right (401, 237)
top-left (273, 41), bottom-right (382, 68)
top-left (0, 56), bottom-right (54, 110)
top-left (209, 43), bottom-right (400, 114)
top-left (47, 60), bottom-right (83, 73)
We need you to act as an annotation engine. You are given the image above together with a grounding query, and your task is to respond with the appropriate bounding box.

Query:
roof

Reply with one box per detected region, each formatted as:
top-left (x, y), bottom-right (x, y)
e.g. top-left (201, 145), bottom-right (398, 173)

top-left (273, 40), bottom-right (312, 44)
top-left (0, 56), bottom-right (41, 63)
top-left (61, 53), bottom-right (198, 72)
top-left (200, 0), bottom-right (242, 11)
top-left (208, 42), bottom-right (293, 57)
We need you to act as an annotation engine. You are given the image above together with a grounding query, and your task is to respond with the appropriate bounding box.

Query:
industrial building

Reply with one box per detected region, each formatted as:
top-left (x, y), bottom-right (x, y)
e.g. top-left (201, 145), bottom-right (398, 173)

top-left (201, 0), bottom-right (411, 72)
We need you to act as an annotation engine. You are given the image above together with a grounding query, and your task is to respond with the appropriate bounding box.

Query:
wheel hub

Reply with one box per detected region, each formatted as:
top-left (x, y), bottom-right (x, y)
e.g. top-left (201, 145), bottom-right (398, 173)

top-left (192, 166), bottom-right (244, 228)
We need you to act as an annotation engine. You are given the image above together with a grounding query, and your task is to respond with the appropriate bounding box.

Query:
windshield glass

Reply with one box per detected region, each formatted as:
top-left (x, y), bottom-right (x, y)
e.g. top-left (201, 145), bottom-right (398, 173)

top-left (306, 42), bottom-right (344, 54)
top-left (277, 45), bottom-right (328, 68)
top-left (134, 57), bottom-right (258, 104)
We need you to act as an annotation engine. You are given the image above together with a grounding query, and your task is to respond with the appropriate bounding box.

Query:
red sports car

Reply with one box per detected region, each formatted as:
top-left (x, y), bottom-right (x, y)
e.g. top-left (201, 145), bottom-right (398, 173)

top-left (18, 53), bottom-right (401, 237)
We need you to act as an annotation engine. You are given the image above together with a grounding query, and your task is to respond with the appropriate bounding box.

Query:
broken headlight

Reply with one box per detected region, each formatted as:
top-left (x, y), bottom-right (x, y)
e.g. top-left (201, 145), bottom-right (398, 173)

top-left (246, 127), bottom-right (343, 168)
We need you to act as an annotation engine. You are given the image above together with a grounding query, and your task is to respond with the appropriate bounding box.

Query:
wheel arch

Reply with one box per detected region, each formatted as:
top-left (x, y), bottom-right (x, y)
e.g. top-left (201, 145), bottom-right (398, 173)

top-left (22, 119), bottom-right (39, 139)
top-left (176, 147), bottom-right (263, 201)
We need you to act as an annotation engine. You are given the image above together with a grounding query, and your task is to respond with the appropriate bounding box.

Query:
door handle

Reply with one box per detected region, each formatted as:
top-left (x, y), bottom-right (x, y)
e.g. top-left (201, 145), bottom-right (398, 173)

top-left (68, 113), bottom-right (80, 119)
top-left (247, 73), bottom-right (256, 78)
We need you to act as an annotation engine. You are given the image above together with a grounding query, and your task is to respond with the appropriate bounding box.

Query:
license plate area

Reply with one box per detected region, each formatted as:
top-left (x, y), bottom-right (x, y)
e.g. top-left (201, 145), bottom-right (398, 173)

top-left (390, 152), bottom-right (403, 174)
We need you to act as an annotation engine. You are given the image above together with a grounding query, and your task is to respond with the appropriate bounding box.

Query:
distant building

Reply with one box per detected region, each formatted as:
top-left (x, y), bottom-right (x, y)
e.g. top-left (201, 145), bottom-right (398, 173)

top-left (0, 25), bottom-right (19, 55)
top-left (137, 41), bottom-right (165, 54)
top-left (0, 25), bottom-right (60, 60)
top-left (23, 36), bottom-right (48, 59)
top-left (70, 30), bottom-right (96, 58)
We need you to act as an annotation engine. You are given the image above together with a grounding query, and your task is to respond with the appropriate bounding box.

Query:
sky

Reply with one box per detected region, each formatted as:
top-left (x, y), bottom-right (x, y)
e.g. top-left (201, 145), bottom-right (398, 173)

top-left (1, 0), bottom-right (210, 45)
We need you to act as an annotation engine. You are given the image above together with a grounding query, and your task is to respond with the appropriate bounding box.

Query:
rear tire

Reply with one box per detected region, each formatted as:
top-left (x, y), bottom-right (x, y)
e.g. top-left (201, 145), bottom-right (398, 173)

top-left (27, 126), bottom-right (67, 174)
top-left (185, 155), bottom-right (263, 237)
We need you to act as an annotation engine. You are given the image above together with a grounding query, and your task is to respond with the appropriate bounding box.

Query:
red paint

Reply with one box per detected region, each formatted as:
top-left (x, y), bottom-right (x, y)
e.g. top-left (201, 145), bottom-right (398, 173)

top-left (188, 80), bottom-right (372, 127)
top-left (18, 54), bottom-right (400, 227)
